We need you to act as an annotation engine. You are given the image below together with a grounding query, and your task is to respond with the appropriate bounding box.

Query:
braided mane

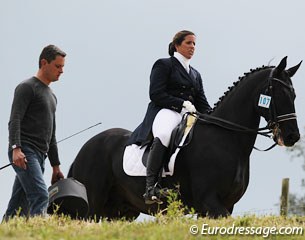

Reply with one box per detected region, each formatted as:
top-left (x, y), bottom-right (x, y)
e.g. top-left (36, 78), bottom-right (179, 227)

top-left (210, 65), bottom-right (274, 112)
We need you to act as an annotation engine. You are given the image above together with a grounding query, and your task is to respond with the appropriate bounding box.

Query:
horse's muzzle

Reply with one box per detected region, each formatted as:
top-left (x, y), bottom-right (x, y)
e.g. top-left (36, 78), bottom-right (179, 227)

top-left (283, 132), bottom-right (300, 147)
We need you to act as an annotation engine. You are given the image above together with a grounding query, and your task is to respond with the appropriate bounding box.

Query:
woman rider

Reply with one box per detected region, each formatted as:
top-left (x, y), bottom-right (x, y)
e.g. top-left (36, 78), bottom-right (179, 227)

top-left (127, 30), bottom-right (211, 204)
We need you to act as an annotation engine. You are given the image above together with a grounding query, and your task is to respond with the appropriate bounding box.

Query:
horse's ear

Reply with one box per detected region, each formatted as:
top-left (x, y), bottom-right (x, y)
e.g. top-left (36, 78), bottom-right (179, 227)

top-left (287, 60), bottom-right (302, 77)
top-left (275, 56), bottom-right (288, 73)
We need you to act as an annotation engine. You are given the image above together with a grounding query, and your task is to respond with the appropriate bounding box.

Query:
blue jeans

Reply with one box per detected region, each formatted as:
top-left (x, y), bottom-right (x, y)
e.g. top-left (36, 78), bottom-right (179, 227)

top-left (3, 144), bottom-right (48, 220)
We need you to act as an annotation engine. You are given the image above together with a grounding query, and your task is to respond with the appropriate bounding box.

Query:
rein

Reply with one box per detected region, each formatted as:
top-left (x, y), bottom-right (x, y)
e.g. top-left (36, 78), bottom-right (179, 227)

top-left (180, 69), bottom-right (297, 151)
top-left (194, 113), bottom-right (271, 136)
top-left (192, 113), bottom-right (277, 151)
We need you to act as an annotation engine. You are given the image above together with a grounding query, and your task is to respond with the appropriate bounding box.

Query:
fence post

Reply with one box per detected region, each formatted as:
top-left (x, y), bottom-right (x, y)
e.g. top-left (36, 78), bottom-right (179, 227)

top-left (280, 178), bottom-right (289, 216)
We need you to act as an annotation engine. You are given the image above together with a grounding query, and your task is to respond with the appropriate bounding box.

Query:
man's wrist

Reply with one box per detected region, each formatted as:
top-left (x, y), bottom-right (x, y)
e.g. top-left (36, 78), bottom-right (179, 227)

top-left (11, 144), bottom-right (21, 150)
top-left (52, 165), bottom-right (60, 172)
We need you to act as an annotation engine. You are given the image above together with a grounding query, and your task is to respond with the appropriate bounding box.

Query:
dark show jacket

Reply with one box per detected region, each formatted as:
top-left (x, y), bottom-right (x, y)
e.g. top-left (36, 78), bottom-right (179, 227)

top-left (127, 56), bottom-right (211, 146)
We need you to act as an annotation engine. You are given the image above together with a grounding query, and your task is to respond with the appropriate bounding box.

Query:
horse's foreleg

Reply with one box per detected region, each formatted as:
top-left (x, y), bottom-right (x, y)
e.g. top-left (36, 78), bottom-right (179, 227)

top-left (195, 194), bottom-right (230, 218)
top-left (227, 206), bottom-right (234, 214)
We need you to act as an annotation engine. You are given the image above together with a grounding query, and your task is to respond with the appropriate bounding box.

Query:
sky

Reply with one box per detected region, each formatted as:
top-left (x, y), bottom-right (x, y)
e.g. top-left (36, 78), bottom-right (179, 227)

top-left (0, 0), bottom-right (305, 219)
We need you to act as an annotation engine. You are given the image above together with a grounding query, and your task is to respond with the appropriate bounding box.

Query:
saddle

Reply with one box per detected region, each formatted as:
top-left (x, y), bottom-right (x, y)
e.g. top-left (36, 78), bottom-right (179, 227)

top-left (142, 113), bottom-right (196, 169)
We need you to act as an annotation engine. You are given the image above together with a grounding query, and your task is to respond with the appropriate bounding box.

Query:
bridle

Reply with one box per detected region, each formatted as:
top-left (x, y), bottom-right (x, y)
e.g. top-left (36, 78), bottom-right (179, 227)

top-left (267, 70), bottom-right (296, 122)
top-left (265, 69), bottom-right (297, 145)
top-left (191, 68), bottom-right (297, 151)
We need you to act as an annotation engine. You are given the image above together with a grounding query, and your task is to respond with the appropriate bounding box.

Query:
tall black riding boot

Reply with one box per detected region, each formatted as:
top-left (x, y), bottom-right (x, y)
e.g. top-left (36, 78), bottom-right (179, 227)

top-left (143, 137), bottom-right (168, 204)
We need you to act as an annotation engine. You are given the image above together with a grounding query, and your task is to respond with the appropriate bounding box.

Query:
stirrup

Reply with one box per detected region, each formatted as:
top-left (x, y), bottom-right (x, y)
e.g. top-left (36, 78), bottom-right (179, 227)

top-left (144, 195), bottom-right (163, 205)
top-left (143, 185), bottom-right (170, 205)
top-left (143, 186), bottom-right (162, 204)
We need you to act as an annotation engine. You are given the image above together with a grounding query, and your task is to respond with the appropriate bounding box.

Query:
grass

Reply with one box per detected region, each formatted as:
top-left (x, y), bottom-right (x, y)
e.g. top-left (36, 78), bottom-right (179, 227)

top-left (1, 214), bottom-right (305, 240)
top-left (1, 193), bottom-right (304, 240)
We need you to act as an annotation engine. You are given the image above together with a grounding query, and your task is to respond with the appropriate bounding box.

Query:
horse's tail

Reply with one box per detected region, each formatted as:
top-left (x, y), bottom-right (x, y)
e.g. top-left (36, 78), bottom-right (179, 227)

top-left (67, 162), bottom-right (74, 178)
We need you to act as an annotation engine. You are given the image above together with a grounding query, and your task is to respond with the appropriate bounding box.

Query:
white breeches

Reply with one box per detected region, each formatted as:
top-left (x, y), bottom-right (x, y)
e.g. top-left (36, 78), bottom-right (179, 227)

top-left (152, 108), bottom-right (186, 147)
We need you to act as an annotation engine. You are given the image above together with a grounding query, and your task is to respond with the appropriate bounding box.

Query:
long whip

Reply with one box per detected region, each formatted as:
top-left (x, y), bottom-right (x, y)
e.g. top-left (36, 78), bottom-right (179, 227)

top-left (0, 122), bottom-right (102, 171)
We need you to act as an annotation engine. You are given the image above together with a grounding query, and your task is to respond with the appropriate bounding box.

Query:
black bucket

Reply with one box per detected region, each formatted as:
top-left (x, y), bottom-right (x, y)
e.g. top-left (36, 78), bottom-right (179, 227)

top-left (47, 178), bottom-right (88, 218)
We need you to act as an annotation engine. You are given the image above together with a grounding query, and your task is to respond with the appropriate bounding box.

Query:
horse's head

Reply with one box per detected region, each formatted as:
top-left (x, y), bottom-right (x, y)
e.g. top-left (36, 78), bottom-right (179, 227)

top-left (258, 57), bottom-right (302, 147)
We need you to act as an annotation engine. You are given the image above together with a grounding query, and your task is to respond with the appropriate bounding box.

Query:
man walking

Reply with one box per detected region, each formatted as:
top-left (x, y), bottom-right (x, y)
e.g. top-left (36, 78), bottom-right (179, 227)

top-left (3, 45), bottom-right (66, 220)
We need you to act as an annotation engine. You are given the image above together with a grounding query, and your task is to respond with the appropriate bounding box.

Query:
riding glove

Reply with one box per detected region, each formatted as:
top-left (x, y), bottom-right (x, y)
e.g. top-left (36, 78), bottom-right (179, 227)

top-left (183, 101), bottom-right (197, 113)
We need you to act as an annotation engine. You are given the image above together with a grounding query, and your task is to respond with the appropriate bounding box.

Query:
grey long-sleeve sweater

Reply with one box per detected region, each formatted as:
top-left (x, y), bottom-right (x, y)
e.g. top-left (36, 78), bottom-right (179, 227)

top-left (8, 77), bottom-right (60, 166)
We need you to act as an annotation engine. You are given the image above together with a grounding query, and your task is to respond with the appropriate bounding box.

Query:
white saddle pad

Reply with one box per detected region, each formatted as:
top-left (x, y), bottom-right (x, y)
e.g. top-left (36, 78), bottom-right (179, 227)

top-left (123, 115), bottom-right (196, 177)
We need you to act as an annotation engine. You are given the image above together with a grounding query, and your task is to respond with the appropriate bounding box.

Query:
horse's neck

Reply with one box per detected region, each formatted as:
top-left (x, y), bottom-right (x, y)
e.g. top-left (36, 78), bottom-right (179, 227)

top-left (206, 70), bottom-right (271, 155)
top-left (212, 97), bottom-right (260, 130)
top-left (211, 72), bottom-right (268, 129)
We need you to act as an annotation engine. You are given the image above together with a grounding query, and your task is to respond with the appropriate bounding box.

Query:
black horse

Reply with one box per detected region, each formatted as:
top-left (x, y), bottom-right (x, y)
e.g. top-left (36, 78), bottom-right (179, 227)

top-left (68, 57), bottom-right (301, 219)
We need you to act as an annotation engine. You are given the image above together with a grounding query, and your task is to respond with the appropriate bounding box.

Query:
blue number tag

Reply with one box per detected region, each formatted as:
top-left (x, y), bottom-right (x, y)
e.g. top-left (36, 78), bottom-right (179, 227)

top-left (258, 94), bottom-right (271, 108)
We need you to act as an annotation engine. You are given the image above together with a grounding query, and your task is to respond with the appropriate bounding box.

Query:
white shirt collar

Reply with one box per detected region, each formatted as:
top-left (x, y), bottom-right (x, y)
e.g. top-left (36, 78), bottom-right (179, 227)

top-left (174, 51), bottom-right (191, 73)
